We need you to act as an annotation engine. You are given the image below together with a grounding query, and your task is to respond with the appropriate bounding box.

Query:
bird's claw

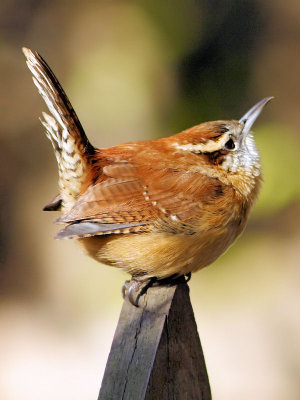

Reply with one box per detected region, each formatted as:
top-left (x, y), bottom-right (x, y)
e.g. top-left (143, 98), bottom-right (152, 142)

top-left (121, 280), bottom-right (131, 299)
top-left (122, 274), bottom-right (191, 307)
top-left (122, 277), bottom-right (157, 307)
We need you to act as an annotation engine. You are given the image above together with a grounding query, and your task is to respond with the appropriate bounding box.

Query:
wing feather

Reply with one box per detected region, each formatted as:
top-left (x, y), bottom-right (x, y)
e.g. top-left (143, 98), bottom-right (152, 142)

top-left (55, 162), bottom-right (227, 238)
top-left (56, 221), bottom-right (149, 239)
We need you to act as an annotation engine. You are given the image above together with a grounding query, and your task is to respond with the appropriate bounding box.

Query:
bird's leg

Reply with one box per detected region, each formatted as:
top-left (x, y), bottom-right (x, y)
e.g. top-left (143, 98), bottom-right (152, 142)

top-left (122, 273), bottom-right (191, 307)
top-left (157, 273), bottom-right (192, 286)
top-left (122, 277), bottom-right (157, 307)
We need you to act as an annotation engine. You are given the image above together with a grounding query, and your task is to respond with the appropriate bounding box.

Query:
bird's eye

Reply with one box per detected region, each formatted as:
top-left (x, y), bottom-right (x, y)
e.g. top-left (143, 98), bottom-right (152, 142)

top-left (224, 138), bottom-right (235, 150)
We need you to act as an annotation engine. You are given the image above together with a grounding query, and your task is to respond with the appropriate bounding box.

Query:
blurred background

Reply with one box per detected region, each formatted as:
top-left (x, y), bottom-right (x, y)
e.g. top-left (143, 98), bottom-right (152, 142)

top-left (0, 0), bottom-right (300, 399)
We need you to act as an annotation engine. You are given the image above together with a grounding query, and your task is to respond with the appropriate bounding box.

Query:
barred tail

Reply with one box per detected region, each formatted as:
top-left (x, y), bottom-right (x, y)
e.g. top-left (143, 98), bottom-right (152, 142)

top-left (23, 47), bottom-right (94, 210)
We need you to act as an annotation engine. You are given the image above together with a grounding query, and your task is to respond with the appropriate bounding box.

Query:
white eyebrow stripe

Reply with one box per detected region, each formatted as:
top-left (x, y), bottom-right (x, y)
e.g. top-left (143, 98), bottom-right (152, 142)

top-left (173, 135), bottom-right (229, 153)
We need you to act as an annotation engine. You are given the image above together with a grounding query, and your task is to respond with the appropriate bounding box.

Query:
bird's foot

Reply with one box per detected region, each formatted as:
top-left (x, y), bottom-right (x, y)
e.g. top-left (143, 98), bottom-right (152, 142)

top-left (157, 273), bottom-right (192, 286)
top-left (122, 277), bottom-right (157, 307)
top-left (184, 272), bottom-right (192, 283)
top-left (122, 273), bottom-right (192, 307)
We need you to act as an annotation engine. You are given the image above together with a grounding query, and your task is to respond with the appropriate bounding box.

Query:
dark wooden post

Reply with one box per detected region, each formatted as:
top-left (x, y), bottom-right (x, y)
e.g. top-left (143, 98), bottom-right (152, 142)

top-left (98, 281), bottom-right (211, 400)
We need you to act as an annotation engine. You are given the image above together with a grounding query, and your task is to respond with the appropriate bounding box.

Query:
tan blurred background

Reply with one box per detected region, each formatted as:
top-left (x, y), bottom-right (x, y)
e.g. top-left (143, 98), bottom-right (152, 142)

top-left (0, 0), bottom-right (300, 399)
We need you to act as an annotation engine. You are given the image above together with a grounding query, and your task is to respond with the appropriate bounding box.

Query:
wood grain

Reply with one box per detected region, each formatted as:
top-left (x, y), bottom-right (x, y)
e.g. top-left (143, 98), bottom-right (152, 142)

top-left (98, 281), bottom-right (211, 400)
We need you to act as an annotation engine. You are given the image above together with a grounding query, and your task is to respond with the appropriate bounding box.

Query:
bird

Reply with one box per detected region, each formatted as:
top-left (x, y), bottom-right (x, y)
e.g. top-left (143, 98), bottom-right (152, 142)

top-left (23, 47), bottom-right (272, 305)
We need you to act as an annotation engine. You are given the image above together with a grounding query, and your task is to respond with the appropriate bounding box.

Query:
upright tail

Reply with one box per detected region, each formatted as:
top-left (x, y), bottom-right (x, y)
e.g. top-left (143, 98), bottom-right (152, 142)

top-left (22, 47), bottom-right (94, 211)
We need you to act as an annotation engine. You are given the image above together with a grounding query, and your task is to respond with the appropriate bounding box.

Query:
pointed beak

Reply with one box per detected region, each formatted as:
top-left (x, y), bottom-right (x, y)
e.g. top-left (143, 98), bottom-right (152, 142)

top-left (239, 96), bottom-right (274, 136)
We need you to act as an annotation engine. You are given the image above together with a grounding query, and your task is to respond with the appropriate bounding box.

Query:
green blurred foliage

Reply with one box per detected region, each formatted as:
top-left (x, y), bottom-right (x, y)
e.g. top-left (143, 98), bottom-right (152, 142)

top-left (254, 124), bottom-right (300, 216)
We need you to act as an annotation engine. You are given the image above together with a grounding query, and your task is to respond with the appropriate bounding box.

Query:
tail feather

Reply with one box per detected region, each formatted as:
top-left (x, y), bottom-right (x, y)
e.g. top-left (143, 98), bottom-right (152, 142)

top-left (23, 47), bottom-right (93, 153)
top-left (41, 112), bottom-right (62, 164)
top-left (23, 47), bottom-right (94, 210)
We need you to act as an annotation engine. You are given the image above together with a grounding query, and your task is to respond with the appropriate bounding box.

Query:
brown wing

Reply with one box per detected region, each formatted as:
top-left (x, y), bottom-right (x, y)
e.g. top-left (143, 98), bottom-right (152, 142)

top-left (56, 162), bottom-right (227, 239)
top-left (56, 221), bottom-right (148, 240)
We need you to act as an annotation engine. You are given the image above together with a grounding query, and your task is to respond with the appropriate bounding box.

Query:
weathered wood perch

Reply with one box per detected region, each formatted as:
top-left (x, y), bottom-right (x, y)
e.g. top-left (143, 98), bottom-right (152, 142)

top-left (98, 280), bottom-right (211, 400)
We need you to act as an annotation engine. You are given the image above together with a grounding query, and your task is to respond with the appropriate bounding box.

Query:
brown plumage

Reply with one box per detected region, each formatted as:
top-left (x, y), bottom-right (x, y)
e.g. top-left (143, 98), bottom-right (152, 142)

top-left (23, 47), bottom-right (272, 280)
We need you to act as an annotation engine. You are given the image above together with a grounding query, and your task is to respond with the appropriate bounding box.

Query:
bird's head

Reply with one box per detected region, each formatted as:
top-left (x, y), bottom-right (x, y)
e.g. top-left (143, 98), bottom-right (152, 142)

top-left (172, 97), bottom-right (273, 177)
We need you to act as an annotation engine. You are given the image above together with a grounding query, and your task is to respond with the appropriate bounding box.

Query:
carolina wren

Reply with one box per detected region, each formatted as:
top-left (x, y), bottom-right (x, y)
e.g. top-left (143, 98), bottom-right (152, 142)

top-left (23, 48), bottom-right (272, 289)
